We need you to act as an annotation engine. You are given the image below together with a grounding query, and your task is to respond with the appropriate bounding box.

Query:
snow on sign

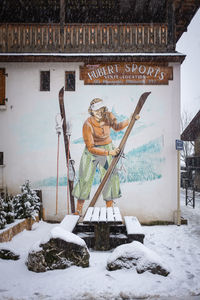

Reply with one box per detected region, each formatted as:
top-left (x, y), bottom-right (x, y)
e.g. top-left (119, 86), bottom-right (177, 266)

top-left (80, 62), bottom-right (173, 85)
top-left (176, 139), bottom-right (184, 151)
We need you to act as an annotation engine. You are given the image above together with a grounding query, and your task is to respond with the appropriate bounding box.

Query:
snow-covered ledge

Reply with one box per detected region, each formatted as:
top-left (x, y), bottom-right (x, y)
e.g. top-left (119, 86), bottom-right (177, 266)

top-left (0, 216), bottom-right (39, 243)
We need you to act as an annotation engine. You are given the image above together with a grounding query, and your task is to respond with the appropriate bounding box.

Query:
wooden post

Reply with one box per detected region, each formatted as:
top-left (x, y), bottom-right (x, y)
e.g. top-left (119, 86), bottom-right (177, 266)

top-left (94, 224), bottom-right (110, 251)
top-left (60, 0), bottom-right (65, 52)
top-left (177, 150), bottom-right (181, 225)
top-left (167, 0), bottom-right (175, 52)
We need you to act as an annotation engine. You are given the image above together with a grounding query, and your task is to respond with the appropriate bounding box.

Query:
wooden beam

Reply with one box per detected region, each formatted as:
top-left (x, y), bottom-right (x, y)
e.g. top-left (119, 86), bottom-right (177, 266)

top-left (60, 0), bottom-right (65, 51)
top-left (167, 0), bottom-right (176, 51)
top-left (60, 0), bottom-right (65, 26)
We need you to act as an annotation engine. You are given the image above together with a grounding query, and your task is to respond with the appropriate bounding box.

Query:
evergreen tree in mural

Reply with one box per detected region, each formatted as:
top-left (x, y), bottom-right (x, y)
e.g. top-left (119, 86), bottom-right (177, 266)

top-left (0, 194), bottom-right (6, 229)
top-left (13, 181), bottom-right (40, 220)
top-left (4, 190), bottom-right (15, 224)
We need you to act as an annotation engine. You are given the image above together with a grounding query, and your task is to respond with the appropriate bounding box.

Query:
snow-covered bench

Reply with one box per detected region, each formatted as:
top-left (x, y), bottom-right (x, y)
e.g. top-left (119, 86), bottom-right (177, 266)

top-left (60, 215), bottom-right (80, 233)
top-left (83, 207), bottom-right (123, 250)
top-left (124, 216), bottom-right (145, 243)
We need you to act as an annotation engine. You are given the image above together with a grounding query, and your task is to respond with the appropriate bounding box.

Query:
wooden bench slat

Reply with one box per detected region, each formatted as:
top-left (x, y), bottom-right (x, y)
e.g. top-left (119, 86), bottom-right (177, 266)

top-left (91, 207), bottom-right (100, 222)
top-left (113, 207), bottom-right (123, 222)
top-left (60, 215), bottom-right (80, 232)
top-left (124, 216), bottom-right (144, 235)
top-left (83, 207), bottom-right (94, 223)
top-left (99, 207), bottom-right (107, 222)
top-left (83, 206), bottom-right (122, 224)
top-left (107, 207), bottom-right (115, 222)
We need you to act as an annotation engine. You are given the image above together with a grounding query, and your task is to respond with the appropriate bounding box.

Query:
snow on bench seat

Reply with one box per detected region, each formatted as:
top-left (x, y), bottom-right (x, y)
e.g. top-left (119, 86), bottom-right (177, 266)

top-left (60, 215), bottom-right (80, 232)
top-left (113, 207), bottom-right (123, 223)
top-left (124, 216), bottom-right (145, 243)
top-left (124, 216), bottom-right (144, 235)
top-left (91, 207), bottom-right (101, 222)
top-left (107, 207), bottom-right (115, 222)
top-left (99, 207), bottom-right (107, 222)
top-left (83, 207), bottom-right (94, 223)
top-left (83, 207), bottom-right (122, 224)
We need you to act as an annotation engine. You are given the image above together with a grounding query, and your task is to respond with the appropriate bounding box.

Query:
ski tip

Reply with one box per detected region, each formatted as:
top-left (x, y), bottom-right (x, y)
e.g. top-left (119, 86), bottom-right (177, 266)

top-left (59, 86), bottom-right (64, 96)
top-left (140, 91), bottom-right (151, 102)
top-left (143, 91), bottom-right (151, 97)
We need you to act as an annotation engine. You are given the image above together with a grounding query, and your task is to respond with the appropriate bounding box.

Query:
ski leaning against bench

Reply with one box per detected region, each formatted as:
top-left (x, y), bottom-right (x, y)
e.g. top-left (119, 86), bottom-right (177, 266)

top-left (72, 92), bottom-right (150, 215)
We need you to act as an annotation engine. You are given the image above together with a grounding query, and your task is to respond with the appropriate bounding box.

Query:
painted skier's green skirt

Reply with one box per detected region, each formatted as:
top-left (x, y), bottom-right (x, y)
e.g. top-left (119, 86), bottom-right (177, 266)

top-left (72, 144), bottom-right (121, 201)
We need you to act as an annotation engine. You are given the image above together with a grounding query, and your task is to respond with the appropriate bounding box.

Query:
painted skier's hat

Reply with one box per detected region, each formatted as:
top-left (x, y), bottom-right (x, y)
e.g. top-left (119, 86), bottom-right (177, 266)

top-left (90, 99), bottom-right (105, 111)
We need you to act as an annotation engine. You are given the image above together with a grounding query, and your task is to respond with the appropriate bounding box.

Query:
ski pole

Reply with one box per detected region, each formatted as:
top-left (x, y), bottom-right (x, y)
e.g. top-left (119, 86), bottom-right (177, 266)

top-left (55, 114), bottom-right (63, 215)
top-left (66, 120), bottom-right (72, 215)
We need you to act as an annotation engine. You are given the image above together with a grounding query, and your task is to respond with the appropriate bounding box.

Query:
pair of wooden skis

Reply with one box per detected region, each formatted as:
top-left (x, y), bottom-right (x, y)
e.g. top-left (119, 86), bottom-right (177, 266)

top-left (59, 87), bottom-right (75, 213)
top-left (58, 87), bottom-right (151, 213)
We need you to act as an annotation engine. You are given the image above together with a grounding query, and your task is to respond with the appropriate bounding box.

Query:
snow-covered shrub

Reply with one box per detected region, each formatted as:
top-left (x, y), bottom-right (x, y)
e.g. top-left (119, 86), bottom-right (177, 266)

top-left (0, 195), bottom-right (6, 229)
top-left (13, 181), bottom-right (40, 220)
top-left (4, 192), bottom-right (15, 224)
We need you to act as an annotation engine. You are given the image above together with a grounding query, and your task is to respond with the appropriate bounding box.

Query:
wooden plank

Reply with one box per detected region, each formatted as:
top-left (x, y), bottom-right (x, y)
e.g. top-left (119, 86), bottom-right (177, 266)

top-left (99, 207), bottom-right (107, 222)
top-left (91, 207), bottom-right (100, 222)
top-left (113, 207), bottom-right (122, 223)
top-left (60, 215), bottom-right (79, 232)
top-left (124, 216), bottom-right (144, 235)
top-left (107, 207), bottom-right (114, 223)
top-left (83, 207), bottom-right (94, 223)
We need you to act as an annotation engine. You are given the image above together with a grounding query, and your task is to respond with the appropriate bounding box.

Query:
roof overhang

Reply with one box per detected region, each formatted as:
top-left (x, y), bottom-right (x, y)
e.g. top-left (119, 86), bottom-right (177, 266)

top-left (181, 110), bottom-right (200, 141)
top-left (0, 52), bottom-right (186, 63)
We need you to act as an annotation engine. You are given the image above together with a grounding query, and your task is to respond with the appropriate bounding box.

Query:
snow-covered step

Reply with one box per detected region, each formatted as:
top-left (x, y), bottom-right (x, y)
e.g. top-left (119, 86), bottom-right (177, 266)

top-left (124, 216), bottom-right (145, 243)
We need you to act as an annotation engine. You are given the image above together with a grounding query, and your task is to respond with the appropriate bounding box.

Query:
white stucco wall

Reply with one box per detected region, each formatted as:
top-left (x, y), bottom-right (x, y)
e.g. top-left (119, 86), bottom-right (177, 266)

top-left (0, 61), bottom-right (181, 223)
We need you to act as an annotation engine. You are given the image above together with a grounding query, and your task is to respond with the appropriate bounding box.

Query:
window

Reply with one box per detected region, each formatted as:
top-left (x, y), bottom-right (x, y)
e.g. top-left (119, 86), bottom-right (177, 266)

top-left (65, 71), bottom-right (75, 91)
top-left (0, 69), bottom-right (6, 105)
top-left (40, 71), bottom-right (50, 91)
top-left (0, 152), bottom-right (3, 165)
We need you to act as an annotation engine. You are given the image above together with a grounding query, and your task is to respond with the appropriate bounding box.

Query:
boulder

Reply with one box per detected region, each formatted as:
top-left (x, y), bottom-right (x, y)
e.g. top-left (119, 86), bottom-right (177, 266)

top-left (27, 226), bottom-right (90, 272)
top-left (107, 241), bottom-right (170, 277)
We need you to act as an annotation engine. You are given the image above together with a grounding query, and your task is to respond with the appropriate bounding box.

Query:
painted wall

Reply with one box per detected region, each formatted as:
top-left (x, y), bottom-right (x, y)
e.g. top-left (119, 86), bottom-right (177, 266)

top-left (0, 61), bottom-right (181, 222)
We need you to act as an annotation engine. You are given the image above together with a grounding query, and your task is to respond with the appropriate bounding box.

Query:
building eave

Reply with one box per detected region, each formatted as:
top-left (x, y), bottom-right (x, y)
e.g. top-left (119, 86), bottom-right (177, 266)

top-left (181, 110), bottom-right (200, 141)
top-left (0, 52), bottom-right (186, 63)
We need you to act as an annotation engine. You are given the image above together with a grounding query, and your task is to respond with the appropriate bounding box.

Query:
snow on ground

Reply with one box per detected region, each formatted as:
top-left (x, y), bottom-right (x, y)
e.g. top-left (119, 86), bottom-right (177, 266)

top-left (0, 190), bottom-right (200, 300)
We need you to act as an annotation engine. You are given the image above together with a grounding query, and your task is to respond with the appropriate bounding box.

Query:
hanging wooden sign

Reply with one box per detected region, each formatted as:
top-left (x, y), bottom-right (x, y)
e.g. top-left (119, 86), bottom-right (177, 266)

top-left (80, 62), bottom-right (173, 85)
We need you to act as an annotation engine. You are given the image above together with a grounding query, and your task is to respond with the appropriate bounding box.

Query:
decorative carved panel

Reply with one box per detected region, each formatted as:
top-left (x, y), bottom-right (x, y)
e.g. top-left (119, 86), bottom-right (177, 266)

top-left (0, 24), bottom-right (168, 53)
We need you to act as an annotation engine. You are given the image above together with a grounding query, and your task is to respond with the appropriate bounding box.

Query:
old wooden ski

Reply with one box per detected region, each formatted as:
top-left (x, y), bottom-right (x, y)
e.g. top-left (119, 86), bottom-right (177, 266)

top-left (88, 91), bottom-right (151, 208)
top-left (58, 87), bottom-right (75, 213)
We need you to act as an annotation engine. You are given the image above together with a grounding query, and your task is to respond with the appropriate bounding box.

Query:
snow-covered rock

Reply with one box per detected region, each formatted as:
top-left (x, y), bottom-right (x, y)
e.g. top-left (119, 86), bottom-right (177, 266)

top-left (27, 226), bottom-right (90, 272)
top-left (0, 249), bottom-right (20, 260)
top-left (107, 241), bottom-right (170, 276)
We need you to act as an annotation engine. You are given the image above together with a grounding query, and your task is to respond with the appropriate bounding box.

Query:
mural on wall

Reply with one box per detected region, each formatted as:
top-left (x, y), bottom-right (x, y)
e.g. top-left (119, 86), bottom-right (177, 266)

top-left (72, 97), bottom-right (132, 212)
top-left (35, 96), bottom-right (164, 188)
top-left (33, 62), bottom-right (171, 190)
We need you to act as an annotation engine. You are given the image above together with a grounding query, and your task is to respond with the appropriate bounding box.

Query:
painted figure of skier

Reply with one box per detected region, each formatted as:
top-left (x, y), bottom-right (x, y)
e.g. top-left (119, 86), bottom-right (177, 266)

top-left (73, 98), bottom-right (138, 215)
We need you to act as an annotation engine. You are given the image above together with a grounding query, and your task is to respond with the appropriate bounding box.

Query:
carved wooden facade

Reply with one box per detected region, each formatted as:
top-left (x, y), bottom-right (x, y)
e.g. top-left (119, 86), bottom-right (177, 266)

top-left (0, 0), bottom-right (199, 55)
top-left (0, 23), bottom-right (168, 53)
